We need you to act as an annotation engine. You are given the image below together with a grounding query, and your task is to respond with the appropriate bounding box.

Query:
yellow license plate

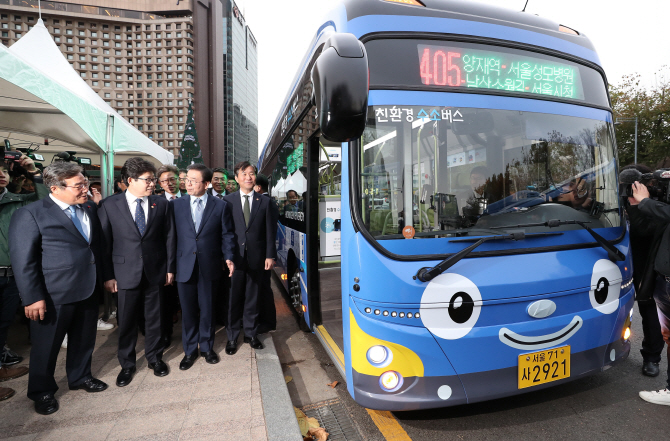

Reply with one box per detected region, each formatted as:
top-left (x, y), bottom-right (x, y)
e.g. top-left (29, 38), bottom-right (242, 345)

top-left (518, 346), bottom-right (570, 389)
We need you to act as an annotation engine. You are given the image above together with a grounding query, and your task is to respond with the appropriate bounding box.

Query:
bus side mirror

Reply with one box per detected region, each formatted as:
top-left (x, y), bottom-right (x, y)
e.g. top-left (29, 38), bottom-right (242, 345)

top-left (311, 33), bottom-right (369, 143)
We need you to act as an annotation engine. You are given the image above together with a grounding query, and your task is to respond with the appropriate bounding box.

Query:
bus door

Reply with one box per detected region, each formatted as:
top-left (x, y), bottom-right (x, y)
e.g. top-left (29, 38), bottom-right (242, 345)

top-left (307, 135), bottom-right (344, 351)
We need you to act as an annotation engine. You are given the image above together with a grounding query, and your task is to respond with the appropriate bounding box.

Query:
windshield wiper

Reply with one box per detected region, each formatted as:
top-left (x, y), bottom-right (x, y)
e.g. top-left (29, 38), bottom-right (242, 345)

top-left (490, 219), bottom-right (625, 262)
top-left (414, 232), bottom-right (532, 282)
top-left (375, 228), bottom-right (506, 240)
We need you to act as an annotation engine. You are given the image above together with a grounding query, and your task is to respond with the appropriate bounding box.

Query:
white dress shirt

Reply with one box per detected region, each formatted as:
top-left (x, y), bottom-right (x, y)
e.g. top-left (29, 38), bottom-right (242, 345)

top-left (240, 189), bottom-right (255, 212)
top-left (125, 190), bottom-right (149, 222)
top-left (190, 193), bottom-right (208, 224)
top-left (164, 191), bottom-right (180, 201)
top-left (211, 188), bottom-right (225, 199)
top-left (50, 194), bottom-right (91, 240)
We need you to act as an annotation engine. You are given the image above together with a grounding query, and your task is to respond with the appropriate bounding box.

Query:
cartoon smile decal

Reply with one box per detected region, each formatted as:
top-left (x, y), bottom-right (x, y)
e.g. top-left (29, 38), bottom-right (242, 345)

top-left (499, 316), bottom-right (583, 350)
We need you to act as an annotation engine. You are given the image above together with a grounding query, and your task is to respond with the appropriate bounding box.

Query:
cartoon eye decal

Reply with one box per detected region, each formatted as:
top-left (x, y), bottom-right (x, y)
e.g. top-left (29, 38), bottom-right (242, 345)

top-left (420, 273), bottom-right (482, 340)
top-left (589, 259), bottom-right (622, 314)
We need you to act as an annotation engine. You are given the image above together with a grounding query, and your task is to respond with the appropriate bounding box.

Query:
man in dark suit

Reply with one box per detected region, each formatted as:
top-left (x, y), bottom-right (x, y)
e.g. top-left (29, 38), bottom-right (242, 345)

top-left (173, 164), bottom-right (235, 369)
top-left (156, 164), bottom-right (182, 349)
top-left (208, 168), bottom-right (227, 199)
top-left (207, 167), bottom-right (229, 326)
top-left (9, 162), bottom-right (108, 415)
top-left (98, 158), bottom-right (176, 387)
top-left (223, 162), bottom-right (278, 354)
top-left (253, 173), bottom-right (278, 334)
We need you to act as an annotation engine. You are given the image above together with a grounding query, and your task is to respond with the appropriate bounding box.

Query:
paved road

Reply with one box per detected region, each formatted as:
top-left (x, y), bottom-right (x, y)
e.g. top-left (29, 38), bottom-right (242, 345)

top-left (271, 279), bottom-right (670, 440)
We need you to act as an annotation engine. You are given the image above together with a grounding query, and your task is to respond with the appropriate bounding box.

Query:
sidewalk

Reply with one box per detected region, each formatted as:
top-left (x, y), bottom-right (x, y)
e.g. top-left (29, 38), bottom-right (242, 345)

top-left (0, 315), bottom-right (281, 440)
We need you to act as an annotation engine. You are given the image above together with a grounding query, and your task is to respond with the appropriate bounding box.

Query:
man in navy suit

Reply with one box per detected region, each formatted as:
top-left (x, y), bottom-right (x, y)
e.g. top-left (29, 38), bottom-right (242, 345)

top-left (98, 158), bottom-right (176, 387)
top-left (223, 161), bottom-right (278, 354)
top-left (9, 162), bottom-right (108, 415)
top-left (172, 164), bottom-right (235, 369)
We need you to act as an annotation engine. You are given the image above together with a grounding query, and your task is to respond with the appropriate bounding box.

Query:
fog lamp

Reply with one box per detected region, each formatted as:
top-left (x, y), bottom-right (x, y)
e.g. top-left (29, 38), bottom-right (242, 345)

top-left (379, 371), bottom-right (403, 392)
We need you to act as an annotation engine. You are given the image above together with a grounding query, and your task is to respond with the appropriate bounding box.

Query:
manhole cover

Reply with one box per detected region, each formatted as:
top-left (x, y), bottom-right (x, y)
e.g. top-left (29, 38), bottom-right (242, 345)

top-left (302, 399), bottom-right (362, 441)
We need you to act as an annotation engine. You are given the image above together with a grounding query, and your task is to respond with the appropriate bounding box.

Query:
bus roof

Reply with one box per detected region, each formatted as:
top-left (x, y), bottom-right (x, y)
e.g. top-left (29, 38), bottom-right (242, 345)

top-left (342, 0), bottom-right (595, 51)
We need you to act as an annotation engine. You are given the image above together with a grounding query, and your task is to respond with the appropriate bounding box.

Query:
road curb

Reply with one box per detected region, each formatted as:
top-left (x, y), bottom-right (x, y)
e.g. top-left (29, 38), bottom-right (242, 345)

top-left (257, 333), bottom-right (303, 441)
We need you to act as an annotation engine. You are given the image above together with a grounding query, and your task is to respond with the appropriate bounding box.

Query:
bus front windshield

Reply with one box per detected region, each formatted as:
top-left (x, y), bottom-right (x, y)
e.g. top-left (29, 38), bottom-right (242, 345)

top-left (360, 106), bottom-right (621, 241)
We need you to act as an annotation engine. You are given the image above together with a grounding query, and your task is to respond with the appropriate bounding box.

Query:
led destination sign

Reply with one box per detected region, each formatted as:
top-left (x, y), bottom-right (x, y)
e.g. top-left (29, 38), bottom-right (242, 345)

top-left (417, 44), bottom-right (584, 100)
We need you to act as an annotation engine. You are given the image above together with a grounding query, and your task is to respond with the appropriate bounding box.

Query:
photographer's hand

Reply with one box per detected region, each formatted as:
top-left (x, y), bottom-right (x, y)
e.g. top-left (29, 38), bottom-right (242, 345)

top-left (632, 181), bottom-right (650, 203)
top-left (17, 154), bottom-right (39, 175)
top-left (25, 300), bottom-right (46, 321)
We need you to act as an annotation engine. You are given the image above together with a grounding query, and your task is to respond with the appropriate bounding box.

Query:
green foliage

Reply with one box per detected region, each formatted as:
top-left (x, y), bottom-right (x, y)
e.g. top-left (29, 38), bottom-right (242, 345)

top-left (611, 69), bottom-right (670, 168)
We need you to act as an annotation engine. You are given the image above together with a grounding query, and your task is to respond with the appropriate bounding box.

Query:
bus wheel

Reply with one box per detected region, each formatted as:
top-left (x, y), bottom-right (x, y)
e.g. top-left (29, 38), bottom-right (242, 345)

top-left (289, 269), bottom-right (310, 332)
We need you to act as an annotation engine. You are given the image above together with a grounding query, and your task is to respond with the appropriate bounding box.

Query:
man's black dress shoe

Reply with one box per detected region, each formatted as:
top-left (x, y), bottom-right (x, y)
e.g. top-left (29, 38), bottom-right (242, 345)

top-left (179, 353), bottom-right (199, 371)
top-left (244, 336), bottom-right (264, 350)
top-left (643, 361), bottom-right (660, 377)
top-left (1, 347), bottom-right (22, 366)
top-left (201, 350), bottom-right (220, 364)
top-left (34, 394), bottom-right (59, 415)
top-left (225, 340), bottom-right (238, 355)
top-left (116, 367), bottom-right (136, 387)
top-left (69, 378), bottom-right (108, 393)
top-left (148, 359), bottom-right (169, 377)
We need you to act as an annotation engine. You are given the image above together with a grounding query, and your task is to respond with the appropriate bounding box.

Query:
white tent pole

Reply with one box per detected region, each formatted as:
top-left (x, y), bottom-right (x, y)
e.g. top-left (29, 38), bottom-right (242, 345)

top-left (107, 115), bottom-right (115, 195)
top-left (102, 114), bottom-right (114, 197)
top-left (38, 0), bottom-right (42, 20)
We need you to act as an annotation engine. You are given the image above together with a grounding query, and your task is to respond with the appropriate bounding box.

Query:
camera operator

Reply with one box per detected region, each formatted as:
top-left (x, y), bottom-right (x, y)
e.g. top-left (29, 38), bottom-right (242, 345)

top-left (0, 154), bottom-right (47, 402)
top-left (620, 165), bottom-right (665, 378)
top-left (633, 179), bottom-right (670, 405)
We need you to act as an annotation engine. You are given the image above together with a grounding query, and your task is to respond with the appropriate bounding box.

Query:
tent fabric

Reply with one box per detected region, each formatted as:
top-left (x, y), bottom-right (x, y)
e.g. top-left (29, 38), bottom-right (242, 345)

top-left (0, 19), bottom-right (173, 164)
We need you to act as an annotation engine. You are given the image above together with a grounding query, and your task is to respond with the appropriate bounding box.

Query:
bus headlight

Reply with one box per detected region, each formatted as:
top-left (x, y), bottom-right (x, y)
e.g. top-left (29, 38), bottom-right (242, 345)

top-left (623, 327), bottom-right (631, 341)
top-left (367, 345), bottom-right (393, 368)
top-left (379, 371), bottom-right (403, 392)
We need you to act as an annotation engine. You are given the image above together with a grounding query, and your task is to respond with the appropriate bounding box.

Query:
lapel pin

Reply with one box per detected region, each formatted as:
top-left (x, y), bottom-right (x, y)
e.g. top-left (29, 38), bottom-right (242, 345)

top-left (151, 203), bottom-right (156, 209)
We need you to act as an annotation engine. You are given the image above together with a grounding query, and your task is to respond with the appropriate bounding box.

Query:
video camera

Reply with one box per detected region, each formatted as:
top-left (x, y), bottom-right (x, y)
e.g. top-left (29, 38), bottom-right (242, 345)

top-left (619, 168), bottom-right (670, 204)
top-left (1, 140), bottom-right (22, 163)
top-left (54, 151), bottom-right (92, 166)
top-left (16, 147), bottom-right (45, 171)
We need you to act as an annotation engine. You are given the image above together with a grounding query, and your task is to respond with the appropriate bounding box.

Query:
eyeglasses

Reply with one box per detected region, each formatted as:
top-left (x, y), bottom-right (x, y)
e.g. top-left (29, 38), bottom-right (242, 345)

top-left (64, 181), bottom-right (90, 191)
top-left (159, 178), bottom-right (178, 184)
top-left (183, 178), bottom-right (204, 184)
top-left (135, 177), bottom-right (157, 184)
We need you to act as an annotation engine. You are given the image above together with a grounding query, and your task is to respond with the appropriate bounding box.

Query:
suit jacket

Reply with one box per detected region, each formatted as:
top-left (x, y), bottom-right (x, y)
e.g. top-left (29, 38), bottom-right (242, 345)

top-left (223, 191), bottom-right (278, 270)
top-left (98, 192), bottom-right (176, 290)
top-left (9, 196), bottom-right (103, 306)
top-left (172, 194), bottom-right (235, 283)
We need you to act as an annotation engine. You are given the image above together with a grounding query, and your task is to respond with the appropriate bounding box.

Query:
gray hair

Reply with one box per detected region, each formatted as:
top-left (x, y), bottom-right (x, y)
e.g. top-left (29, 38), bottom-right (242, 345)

top-left (43, 162), bottom-right (84, 189)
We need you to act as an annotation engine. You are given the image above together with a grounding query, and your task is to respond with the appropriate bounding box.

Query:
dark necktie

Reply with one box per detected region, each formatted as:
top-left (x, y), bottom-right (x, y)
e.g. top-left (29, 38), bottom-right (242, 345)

top-left (216, 194), bottom-right (223, 200)
top-left (243, 195), bottom-right (250, 226)
top-left (67, 205), bottom-right (88, 241)
top-left (135, 198), bottom-right (146, 235)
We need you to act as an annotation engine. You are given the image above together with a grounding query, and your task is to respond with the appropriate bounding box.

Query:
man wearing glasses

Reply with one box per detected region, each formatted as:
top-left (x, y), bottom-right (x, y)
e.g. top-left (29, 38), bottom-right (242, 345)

top-left (9, 162), bottom-right (108, 415)
top-left (156, 165), bottom-right (182, 348)
top-left (207, 168), bottom-right (229, 325)
top-left (157, 165), bottom-right (182, 201)
top-left (208, 168), bottom-right (228, 199)
top-left (98, 158), bottom-right (176, 387)
top-left (172, 164), bottom-right (235, 368)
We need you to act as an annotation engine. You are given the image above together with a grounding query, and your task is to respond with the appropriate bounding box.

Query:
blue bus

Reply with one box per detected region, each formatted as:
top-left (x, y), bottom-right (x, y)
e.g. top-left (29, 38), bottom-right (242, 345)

top-left (259, 0), bottom-right (633, 411)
